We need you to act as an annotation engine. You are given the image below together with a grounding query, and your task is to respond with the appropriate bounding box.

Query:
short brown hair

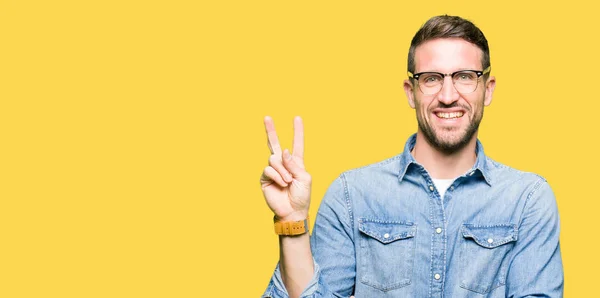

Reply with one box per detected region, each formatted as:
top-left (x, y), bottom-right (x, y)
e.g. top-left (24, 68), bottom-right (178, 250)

top-left (407, 15), bottom-right (490, 74)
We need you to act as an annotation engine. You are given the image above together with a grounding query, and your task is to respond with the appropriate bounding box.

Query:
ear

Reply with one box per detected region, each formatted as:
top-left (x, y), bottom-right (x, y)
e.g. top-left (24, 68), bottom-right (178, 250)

top-left (484, 75), bottom-right (496, 106)
top-left (404, 79), bottom-right (416, 109)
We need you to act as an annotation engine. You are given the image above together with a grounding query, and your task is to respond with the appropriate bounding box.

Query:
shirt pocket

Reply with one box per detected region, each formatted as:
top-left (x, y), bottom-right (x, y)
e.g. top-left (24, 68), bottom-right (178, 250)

top-left (459, 223), bottom-right (518, 294)
top-left (358, 218), bottom-right (416, 292)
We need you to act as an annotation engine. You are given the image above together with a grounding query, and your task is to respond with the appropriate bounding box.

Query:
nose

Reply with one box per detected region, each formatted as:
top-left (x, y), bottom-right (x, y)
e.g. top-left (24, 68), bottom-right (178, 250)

top-left (437, 76), bottom-right (460, 105)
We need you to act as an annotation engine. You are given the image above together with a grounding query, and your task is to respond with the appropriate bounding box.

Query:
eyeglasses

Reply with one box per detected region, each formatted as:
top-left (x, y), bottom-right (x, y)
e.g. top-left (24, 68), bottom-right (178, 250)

top-left (408, 66), bottom-right (491, 95)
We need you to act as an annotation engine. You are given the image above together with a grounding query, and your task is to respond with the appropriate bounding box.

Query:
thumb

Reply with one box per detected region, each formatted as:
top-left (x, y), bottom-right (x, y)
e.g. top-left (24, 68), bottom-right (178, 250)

top-left (282, 149), bottom-right (308, 180)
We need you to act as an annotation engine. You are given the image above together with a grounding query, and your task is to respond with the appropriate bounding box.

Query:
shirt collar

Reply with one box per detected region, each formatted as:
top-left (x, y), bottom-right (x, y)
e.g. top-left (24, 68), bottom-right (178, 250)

top-left (398, 134), bottom-right (492, 185)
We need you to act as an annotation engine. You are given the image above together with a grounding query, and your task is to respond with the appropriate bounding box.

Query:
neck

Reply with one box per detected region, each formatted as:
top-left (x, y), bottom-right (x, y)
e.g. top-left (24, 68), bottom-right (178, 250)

top-left (411, 131), bottom-right (478, 179)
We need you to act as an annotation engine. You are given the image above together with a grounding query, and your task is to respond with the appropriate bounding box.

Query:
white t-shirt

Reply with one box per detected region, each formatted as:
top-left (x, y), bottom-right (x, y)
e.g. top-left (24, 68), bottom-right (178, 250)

top-left (432, 178), bottom-right (455, 199)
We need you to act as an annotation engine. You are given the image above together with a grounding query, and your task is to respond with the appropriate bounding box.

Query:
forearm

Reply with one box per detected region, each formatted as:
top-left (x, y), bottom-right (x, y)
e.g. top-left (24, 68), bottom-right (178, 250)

top-left (279, 233), bottom-right (314, 298)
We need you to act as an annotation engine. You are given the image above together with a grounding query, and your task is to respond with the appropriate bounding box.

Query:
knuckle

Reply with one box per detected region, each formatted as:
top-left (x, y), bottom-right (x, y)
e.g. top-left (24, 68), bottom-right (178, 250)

top-left (305, 173), bottom-right (312, 183)
top-left (260, 167), bottom-right (271, 181)
top-left (265, 167), bottom-right (277, 179)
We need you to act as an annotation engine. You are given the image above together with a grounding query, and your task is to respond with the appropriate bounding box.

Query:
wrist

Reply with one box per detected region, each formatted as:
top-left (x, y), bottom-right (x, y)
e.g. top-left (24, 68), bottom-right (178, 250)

top-left (275, 210), bottom-right (309, 222)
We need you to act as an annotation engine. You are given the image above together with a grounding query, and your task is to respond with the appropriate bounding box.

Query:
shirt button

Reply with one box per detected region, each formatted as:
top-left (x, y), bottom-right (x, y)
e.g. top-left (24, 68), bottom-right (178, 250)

top-left (429, 185), bottom-right (434, 191)
top-left (434, 273), bottom-right (441, 280)
top-left (487, 238), bottom-right (494, 244)
top-left (384, 233), bottom-right (390, 239)
top-left (436, 228), bottom-right (442, 234)
top-left (450, 186), bottom-right (454, 190)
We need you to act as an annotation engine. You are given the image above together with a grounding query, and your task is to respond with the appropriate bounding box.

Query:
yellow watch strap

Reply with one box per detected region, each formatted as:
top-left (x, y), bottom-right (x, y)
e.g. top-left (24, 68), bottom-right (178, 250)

top-left (274, 216), bottom-right (309, 236)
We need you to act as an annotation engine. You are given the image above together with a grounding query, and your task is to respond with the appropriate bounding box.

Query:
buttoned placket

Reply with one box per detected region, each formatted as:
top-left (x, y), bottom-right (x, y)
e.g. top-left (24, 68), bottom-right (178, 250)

top-left (427, 179), bottom-right (446, 298)
top-left (427, 172), bottom-right (465, 298)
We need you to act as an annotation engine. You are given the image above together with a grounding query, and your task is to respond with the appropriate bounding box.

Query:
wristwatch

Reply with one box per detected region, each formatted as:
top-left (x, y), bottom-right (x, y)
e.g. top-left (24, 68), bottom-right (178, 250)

top-left (274, 216), bottom-right (309, 236)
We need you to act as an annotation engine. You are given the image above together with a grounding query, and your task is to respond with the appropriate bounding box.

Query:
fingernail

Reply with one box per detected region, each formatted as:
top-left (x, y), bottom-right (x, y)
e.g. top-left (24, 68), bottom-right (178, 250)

top-left (284, 173), bottom-right (292, 181)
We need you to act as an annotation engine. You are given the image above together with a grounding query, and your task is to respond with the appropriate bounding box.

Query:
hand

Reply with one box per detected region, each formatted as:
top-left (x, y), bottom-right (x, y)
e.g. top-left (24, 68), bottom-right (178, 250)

top-left (260, 116), bottom-right (311, 222)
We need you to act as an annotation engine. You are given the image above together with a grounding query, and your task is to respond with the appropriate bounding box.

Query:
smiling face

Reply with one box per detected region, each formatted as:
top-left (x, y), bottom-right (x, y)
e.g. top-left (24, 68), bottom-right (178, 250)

top-left (404, 38), bottom-right (496, 154)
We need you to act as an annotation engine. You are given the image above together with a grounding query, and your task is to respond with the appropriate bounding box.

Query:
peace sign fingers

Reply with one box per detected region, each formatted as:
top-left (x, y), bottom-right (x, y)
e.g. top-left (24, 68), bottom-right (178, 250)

top-left (260, 116), bottom-right (312, 222)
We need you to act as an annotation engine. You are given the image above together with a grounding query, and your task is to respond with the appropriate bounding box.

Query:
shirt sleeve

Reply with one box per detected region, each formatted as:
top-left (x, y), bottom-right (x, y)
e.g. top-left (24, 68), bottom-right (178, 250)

top-left (506, 179), bottom-right (564, 297)
top-left (261, 260), bottom-right (326, 298)
top-left (262, 175), bottom-right (356, 298)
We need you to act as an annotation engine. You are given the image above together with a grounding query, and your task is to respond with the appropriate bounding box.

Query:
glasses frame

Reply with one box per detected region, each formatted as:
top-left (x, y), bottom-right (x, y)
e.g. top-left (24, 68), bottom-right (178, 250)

top-left (407, 66), bottom-right (491, 95)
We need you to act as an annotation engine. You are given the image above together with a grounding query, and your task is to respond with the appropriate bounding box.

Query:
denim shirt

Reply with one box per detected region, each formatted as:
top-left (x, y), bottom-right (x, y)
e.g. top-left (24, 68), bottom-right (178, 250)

top-left (262, 134), bottom-right (563, 298)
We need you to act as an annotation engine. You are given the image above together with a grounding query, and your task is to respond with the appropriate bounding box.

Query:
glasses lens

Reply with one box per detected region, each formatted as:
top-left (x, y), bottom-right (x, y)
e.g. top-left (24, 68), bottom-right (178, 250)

top-left (418, 73), bottom-right (443, 95)
top-left (452, 71), bottom-right (479, 94)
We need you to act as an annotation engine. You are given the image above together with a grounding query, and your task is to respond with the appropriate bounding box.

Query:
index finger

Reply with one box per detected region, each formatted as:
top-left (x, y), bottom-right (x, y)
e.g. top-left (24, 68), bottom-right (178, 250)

top-left (292, 116), bottom-right (304, 159)
top-left (264, 116), bottom-right (282, 154)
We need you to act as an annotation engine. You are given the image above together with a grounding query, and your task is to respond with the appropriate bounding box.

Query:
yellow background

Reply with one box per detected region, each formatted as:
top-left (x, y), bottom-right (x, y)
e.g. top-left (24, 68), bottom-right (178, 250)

top-left (0, 0), bottom-right (597, 297)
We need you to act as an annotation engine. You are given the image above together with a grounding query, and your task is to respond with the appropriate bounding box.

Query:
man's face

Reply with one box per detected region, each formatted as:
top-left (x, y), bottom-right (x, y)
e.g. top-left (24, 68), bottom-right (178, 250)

top-left (404, 38), bottom-right (496, 153)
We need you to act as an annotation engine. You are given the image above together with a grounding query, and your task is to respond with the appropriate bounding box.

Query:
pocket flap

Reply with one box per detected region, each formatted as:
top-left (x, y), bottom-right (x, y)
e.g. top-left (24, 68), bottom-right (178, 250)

top-left (461, 224), bottom-right (518, 248)
top-left (358, 219), bottom-right (416, 244)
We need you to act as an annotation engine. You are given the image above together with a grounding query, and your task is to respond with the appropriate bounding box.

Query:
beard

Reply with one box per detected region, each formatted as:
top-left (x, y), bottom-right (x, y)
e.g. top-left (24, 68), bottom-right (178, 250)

top-left (417, 104), bottom-right (483, 154)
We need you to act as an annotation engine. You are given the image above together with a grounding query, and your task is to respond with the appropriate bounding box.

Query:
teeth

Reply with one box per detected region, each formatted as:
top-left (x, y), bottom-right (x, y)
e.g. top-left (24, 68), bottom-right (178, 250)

top-left (436, 112), bottom-right (464, 119)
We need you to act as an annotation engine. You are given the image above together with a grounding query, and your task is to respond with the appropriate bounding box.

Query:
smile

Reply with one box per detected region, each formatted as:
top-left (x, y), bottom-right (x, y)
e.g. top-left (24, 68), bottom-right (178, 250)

top-left (435, 112), bottom-right (464, 119)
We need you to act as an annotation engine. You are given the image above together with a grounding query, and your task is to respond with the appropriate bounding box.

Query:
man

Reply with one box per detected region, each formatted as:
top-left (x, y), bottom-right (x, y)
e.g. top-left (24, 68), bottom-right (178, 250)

top-left (260, 15), bottom-right (563, 298)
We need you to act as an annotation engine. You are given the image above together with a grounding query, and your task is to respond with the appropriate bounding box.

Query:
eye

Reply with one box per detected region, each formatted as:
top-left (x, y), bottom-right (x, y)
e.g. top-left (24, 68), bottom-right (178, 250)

top-left (455, 72), bottom-right (476, 81)
top-left (421, 74), bottom-right (442, 83)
